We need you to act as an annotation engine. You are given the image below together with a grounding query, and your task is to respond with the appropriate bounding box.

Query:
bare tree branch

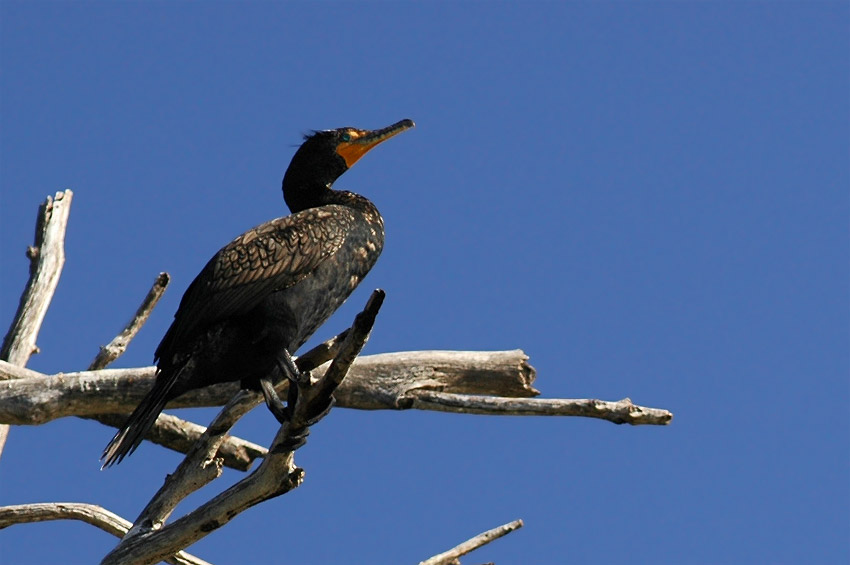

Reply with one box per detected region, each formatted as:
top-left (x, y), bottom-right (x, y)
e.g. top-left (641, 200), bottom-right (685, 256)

top-left (0, 502), bottom-right (131, 536)
top-left (129, 392), bottom-right (256, 535)
top-left (407, 391), bottom-right (674, 425)
top-left (2, 192), bottom-right (676, 565)
top-left (420, 519), bottom-right (524, 565)
top-left (0, 231), bottom-right (216, 564)
top-left (0, 502), bottom-right (211, 565)
top-left (88, 272), bottom-right (170, 371)
top-left (1, 190), bottom-right (73, 365)
top-left (0, 362), bottom-right (43, 381)
top-left (100, 290), bottom-right (385, 565)
top-left (0, 350), bottom-right (538, 422)
top-left (0, 190), bottom-right (73, 460)
top-left (0, 351), bottom-right (673, 430)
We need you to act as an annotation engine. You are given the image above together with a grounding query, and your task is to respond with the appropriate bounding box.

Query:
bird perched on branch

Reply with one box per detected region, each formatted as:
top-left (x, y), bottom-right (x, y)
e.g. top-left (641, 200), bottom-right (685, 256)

top-left (102, 119), bottom-right (415, 467)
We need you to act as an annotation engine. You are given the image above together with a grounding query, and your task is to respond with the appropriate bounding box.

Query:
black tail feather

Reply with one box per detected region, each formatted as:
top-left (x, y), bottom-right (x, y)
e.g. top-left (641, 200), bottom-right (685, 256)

top-left (100, 371), bottom-right (179, 469)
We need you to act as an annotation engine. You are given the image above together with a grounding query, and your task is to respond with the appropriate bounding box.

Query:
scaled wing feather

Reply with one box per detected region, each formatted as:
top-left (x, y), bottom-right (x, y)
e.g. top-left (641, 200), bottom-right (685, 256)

top-left (154, 206), bottom-right (353, 363)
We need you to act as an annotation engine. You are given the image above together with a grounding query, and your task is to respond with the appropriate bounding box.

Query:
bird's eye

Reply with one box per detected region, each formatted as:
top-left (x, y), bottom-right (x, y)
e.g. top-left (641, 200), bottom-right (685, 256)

top-left (340, 132), bottom-right (351, 142)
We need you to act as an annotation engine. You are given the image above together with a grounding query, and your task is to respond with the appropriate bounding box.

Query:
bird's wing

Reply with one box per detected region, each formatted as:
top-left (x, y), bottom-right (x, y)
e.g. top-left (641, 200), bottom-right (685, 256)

top-left (154, 205), bottom-right (354, 363)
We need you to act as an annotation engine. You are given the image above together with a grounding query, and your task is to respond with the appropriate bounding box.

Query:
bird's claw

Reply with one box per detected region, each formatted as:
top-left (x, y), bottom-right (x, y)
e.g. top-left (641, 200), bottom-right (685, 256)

top-left (259, 376), bottom-right (291, 425)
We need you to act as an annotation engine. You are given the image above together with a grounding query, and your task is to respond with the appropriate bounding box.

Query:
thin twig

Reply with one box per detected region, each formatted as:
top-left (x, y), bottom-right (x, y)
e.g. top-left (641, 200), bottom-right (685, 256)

top-left (0, 190), bottom-right (73, 460)
top-left (88, 272), bottom-right (170, 371)
top-left (0, 503), bottom-right (211, 565)
top-left (420, 519), bottom-right (524, 565)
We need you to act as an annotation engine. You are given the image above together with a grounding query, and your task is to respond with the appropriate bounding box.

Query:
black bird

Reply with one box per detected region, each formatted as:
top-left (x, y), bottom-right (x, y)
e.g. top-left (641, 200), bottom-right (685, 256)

top-left (102, 119), bottom-right (414, 467)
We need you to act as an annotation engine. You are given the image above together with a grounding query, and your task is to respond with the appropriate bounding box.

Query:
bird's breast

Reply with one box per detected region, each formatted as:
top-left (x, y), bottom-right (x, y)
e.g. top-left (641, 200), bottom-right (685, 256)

top-left (269, 211), bottom-right (384, 352)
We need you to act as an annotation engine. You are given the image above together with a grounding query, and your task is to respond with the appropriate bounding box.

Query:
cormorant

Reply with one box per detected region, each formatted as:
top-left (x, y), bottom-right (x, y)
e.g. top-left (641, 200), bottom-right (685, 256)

top-left (101, 119), bottom-right (414, 467)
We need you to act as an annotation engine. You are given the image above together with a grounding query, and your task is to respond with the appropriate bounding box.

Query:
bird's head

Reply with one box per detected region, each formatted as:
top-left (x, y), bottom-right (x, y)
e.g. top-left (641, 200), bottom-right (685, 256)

top-left (283, 119), bottom-right (415, 212)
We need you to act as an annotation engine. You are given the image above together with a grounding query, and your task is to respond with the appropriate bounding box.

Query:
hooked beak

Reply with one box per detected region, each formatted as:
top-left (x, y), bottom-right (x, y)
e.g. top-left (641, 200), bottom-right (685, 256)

top-left (335, 119), bottom-right (415, 168)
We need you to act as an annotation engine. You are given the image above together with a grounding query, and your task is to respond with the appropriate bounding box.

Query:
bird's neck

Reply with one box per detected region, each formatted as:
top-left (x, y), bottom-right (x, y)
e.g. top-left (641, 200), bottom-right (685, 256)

top-left (283, 177), bottom-right (330, 213)
top-left (283, 178), bottom-right (377, 217)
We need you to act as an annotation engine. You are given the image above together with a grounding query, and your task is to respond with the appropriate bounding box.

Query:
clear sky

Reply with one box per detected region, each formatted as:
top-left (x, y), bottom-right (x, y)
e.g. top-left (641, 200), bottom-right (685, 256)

top-left (1, 2), bottom-right (848, 564)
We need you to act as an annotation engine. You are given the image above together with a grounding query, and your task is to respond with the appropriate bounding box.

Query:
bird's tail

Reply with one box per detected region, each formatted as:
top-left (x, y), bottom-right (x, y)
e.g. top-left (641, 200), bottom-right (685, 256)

top-left (100, 371), bottom-right (179, 469)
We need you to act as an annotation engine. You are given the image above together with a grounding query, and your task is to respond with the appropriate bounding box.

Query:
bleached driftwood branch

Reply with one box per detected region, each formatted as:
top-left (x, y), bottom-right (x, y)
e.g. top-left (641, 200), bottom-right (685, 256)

top-left (420, 519), bottom-right (524, 565)
top-left (0, 190), bottom-right (73, 459)
top-left (0, 503), bottom-right (210, 565)
top-left (100, 290), bottom-right (385, 565)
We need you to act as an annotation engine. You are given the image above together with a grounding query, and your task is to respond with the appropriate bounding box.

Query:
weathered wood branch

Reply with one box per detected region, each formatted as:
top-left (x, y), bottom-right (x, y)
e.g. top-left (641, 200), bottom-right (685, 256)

top-left (408, 391), bottom-right (673, 425)
top-left (0, 503), bottom-right (210, 565)
top-left (0, 350), bottom-right (537, 421)
top-left (0, 502), bottom-right (131, 537)
top-left (420, 519), bottom-right (524, 565)
top-left (0, 350), bottom-right (673, 429)
top-left (1, 190), bottom-right (73, 365)
top-left (100, 291), bottom-right (385, 565)
top-left (2, 191), bottom-right (676, 565)
top-left (88, 272), bottom-right (170, 371)
top-left (0, 190), bottom-right (73, 459)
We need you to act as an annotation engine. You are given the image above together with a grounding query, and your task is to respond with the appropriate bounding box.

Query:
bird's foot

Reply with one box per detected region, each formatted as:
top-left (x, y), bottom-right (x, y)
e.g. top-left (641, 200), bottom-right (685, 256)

top-left (261, 348), bottom-right (336, 446)
top-left (259, 376), bottom-right (290, 425)
top-left (284, 366), bottom-right (334, 427)
top-left (277, 348), bottom-right (308, 421)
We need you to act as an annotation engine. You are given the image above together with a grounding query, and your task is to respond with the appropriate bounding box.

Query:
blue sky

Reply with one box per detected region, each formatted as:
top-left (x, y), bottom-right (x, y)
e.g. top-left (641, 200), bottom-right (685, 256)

top-left (1, 2), bottom-right (848, 563)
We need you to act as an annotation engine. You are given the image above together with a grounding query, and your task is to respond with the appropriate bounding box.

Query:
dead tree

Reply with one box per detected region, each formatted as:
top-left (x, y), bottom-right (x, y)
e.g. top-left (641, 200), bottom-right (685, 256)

top-left (0, 191), bottom-right (673, 564)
